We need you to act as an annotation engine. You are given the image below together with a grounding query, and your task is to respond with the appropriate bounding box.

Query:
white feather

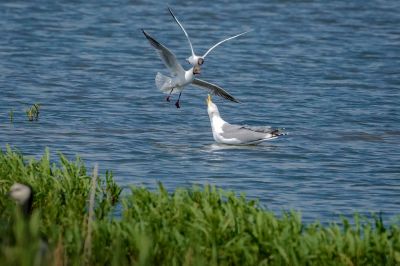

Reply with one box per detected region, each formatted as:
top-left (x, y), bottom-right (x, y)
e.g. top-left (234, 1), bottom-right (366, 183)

top-left (155, 72), bottom-right (174, 92)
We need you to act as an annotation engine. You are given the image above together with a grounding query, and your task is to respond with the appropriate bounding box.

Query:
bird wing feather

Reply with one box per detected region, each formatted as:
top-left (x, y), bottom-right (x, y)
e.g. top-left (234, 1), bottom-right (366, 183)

top-left (142, 29), bottom-right (184, 76)
top-left (202, 30), bottom-right (251, 58)
top-left (168, 7), bottom-right (196, 58)
top-left (192, 78), bottom-right (239, 103)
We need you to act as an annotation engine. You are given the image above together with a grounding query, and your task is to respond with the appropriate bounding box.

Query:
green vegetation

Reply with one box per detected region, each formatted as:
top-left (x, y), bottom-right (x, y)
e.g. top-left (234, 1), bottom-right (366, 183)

top-left (0, 147), bottom-right (399, 265)
top-left (8, 108), bottom-right (14, 123)
top-left (3, 104), bottom-right (41, 123)
top-left (26, 104), bottom-right (40, 121)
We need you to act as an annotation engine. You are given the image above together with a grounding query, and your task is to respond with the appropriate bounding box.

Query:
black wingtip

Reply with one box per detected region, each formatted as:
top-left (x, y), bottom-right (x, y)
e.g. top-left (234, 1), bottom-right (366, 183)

top-left (229, 96), bottom-right (240, 103)
top-left (221, 93), bottom-right (240, 103)
top-left (271, 129), bottom-right (287, 137)
top-left (142, 29), bottom-right (153, 42)
top-left (168, 7), bottom-right (177, 21)
top-left (141, 30), bottom-right (163, 50)
top-left (167, 6), bottom-right (174, 15)
top-left (141, 29), bottom-right (148, 39)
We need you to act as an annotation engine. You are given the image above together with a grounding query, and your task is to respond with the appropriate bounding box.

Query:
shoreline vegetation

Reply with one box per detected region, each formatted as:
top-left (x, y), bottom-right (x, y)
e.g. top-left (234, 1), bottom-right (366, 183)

top-left (0, 147), bottom-right (399, 265)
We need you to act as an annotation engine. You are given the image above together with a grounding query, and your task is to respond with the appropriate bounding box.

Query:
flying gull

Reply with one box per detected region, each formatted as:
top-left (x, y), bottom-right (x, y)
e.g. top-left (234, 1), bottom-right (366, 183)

top-left (168, 7), bottom-right (250, 66)
top-left (207, 95), bottom-right (285, 145)
top-left (142, 30), bottom-right (239, 108)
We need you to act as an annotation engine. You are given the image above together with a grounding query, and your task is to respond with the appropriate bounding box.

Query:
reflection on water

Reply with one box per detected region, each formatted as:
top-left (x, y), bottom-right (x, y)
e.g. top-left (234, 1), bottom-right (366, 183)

top-left (202, 143), bottom-right (278, 152)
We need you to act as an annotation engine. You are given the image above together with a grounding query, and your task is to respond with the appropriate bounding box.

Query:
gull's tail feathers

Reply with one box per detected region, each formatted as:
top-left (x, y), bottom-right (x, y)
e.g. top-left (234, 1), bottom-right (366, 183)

top-left (155, 72), bottom-right (174, 93)
top-left (270, 128), bottom-right (287, 137)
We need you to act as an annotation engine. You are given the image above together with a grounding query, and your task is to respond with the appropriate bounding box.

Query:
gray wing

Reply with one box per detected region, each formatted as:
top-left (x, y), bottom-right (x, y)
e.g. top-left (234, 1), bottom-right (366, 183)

top-left (245, 126), bottom-right (285, 136)
top-left (241, 125), bottom-right (273, 133)
top-left (222, 123), bottom-right (284, 143)
top-left (168, 7), bottom-right (196, 58)
top-left (192, 78), bottom-right (240, 103)
top-left (142, 29), bottom-right (184, 76)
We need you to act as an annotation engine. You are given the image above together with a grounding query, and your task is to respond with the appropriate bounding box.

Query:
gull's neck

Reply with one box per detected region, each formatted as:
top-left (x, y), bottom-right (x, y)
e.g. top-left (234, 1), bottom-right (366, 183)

top-left (185, 68), bottom-right (195, 82)
top-left (209, 111), bottom-right (225, 133)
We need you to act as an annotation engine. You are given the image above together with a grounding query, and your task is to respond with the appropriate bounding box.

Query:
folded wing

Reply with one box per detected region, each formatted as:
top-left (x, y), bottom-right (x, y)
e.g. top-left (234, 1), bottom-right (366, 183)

top-left (240, 125), bottom-right (286, 136)
top-left (142, 29), bottom-right (184, 76)
top-left (192, 78), bottom-right (240, 103)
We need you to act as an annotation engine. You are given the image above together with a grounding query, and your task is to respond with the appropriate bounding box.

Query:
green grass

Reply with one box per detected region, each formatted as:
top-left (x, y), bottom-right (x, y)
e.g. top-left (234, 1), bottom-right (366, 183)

top-left (0, 147), bottom-right (399, 265)
top-left (25, 104), bottom-right (40, 121)
top-left (8, 108), bottom-right (14, 123)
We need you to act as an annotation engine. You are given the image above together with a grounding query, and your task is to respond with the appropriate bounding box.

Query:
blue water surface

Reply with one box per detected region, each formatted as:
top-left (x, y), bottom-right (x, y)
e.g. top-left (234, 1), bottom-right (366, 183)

top-left (1, 0), bottom-right (399, 223)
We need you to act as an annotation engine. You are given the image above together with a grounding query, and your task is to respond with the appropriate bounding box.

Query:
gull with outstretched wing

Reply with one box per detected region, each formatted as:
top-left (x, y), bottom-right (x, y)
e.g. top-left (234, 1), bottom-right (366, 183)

top-left (142, 30), bottom-right (239, 108)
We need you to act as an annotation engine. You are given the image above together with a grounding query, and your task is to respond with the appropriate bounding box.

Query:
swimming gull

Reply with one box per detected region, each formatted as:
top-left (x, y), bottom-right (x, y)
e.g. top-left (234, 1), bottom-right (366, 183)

top-left (142, 30), bottom-right (239, 108)
top-left (207, 94), bottom-right (285, 145)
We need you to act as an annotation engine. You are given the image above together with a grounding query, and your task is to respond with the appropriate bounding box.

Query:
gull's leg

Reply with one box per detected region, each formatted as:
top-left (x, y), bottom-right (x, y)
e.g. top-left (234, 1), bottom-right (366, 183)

top-left (175, 92), bottom-right (182, 108)
top-left (166, 88), bottom-right (174, 102)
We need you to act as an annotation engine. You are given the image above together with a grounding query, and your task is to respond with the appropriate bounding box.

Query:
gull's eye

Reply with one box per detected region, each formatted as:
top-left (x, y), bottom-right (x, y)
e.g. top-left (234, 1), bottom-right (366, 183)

top-left (198, 58), bottom-right (204, 65)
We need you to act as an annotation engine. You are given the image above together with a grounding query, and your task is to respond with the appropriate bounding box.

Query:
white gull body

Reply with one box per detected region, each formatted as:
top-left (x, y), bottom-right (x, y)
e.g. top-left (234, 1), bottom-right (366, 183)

top-left (207, 95), bottom-right (285, 145)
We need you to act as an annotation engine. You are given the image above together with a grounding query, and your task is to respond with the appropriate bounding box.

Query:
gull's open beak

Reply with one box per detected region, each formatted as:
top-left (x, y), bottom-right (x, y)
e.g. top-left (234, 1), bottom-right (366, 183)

top-left (206, 94), bottom-right (212, 106)
top-left (194, 65), bottom-right (201, 75)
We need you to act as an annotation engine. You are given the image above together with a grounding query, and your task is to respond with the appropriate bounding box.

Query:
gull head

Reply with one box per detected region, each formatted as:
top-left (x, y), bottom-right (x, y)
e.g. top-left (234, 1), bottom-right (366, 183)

top-left (197, 57), bottom-right (204, 65)
top-left (9, 183), bottom-right (32, 206)
top-left (193, 65), bottom-right (201, 75)
top-left (206, 94), bottom-right (219, 117)
top-left (187, 55), bottom-right (204, 66)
